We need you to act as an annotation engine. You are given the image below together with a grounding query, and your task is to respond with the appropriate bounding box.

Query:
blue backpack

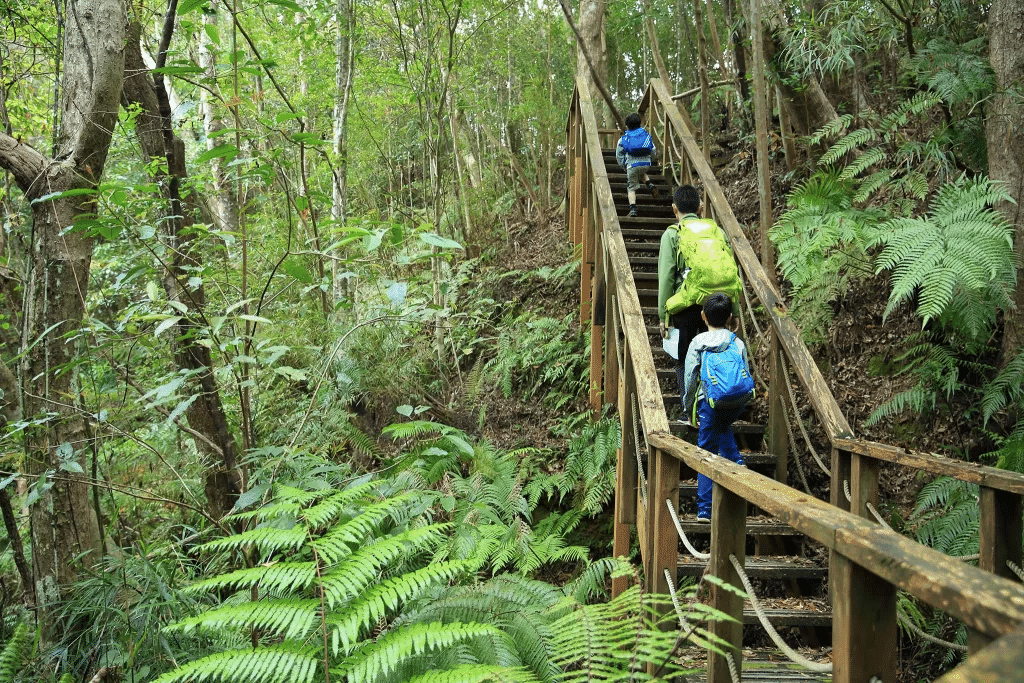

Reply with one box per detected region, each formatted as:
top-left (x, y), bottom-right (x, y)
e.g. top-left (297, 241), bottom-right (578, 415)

top-left (700, 334), bottom-right (755, 411)
top-left (621, 127), bottom-right (654, 156)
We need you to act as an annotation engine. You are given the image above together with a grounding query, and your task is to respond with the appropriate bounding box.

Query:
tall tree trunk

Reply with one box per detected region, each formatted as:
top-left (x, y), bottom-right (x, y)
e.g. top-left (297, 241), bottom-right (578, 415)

top-left (122, 21), bottom-right (242, 520)
top-left (986, 0), bottom-right (1024, 364)
top-left (200, 9), bottom-right (239, 240)
top-left (566, 0), bottom-right (619, 128)
top-left (0, 0), bottom-right (123, 626)
top-left (332, 0), bottom-right (356, 313)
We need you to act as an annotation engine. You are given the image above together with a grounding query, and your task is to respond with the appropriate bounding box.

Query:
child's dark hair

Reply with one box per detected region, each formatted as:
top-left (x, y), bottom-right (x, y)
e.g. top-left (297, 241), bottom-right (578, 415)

top-left (673, 184), bottom-right (700, 214)
top-left (625, 112), bottom-right (642, 130)
top-left (703, 292), bottom-right (732, 327)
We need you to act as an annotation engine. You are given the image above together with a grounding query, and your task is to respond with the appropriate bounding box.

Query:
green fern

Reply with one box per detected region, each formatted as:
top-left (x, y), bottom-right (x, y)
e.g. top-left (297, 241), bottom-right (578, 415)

top-left (870, 177), bottom-right (1016, 339)
top-left (0, 622), bottom-right (30, 682)
top-left (769, 173), bottom-right (883, 344)
top-left (907, 38), bottom-right (995, 110)
top-left (911, 477), bottom-right (980, 558)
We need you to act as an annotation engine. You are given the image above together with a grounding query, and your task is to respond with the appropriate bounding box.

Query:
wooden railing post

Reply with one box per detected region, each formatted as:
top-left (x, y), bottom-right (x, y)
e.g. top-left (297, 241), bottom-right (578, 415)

top-left (850, 451), bottom-right (880, 521)
top-left (969, 487), bottom-right (1024, 652)
top-left (831, 554), bottom-right (897, 683)
top-left (708, 483), bottom-right (746, 683)
top-left (649, 447), bottom-right (680, 600)
top-left (589, 232), bottom-right (605, 418)
top-left (612, 332), bottom-right (639, 599)
top-left (768, 341), bottom-right (790, 484)
top-left (831, 447), bottom-right (852, 512)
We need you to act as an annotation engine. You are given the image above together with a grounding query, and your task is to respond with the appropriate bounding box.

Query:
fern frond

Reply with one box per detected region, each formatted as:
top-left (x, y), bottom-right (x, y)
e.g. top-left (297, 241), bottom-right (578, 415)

top-left (807, 113), bottom-right (854, 146)
top-left (165, 599), bottom-right (320, 641)
top-left (328, 560), bottom-right (478, 654)
top-left (404, 664), bottom-right (540, 683)
top-left (336, 622), bottom-right (506, 683)
top-left (838, 146), bottom-right (886, 181)
top-left (199, 526), bottom-right (308, 558)
top-left (0, 622), bottom-right (30, 681)
top-left (184, 561), bottom-right (316, 596)
top-left (872, 177), bottom-right (1016, 339)
top-left (820, 128), bottom-right (876, 166)
top-left (151, 643), bottom-right (320, 683)
top-left (314, 490), bottom-right (422, 563)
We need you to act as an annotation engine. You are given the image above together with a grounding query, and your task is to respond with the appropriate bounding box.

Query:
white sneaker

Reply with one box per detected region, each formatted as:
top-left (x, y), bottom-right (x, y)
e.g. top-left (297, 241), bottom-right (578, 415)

top-left (695, 516), bottom-right (710, 523)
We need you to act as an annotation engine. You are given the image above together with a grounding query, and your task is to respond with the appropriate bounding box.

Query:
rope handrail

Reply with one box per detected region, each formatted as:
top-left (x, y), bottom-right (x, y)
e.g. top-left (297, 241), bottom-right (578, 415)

top-left (666, 498), bottom-right (710, 561)
top-left (728, 553), bottom-right (834, 673)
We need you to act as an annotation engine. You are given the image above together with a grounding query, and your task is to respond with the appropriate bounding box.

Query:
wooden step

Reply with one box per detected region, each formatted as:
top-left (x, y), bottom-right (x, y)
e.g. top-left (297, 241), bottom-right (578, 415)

top-left (677, 555), bottom-right (827, 580)
top-left (672, 515), bottom-right (803, 537)
top-left (685, 649), bottom-right (834, 682)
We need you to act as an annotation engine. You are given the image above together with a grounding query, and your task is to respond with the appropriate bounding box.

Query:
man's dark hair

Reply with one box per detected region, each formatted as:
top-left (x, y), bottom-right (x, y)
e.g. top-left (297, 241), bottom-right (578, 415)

top-left (673, 185), bottom-right (700, 214)
top-left (703, 292), bottom-right (732, 327)
top-left (625, 112), bottom-right (642, 130)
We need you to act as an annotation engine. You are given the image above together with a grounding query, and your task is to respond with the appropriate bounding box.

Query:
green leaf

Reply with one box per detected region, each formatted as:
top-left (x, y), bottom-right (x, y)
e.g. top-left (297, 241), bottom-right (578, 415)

top-left (419, 232), bottom-right (464, 251)
top-left (267, 0), bottom-right (303, 11)
top-left (396, 405), bottom-right (414, 417)
top-left (281, 259), bottom-right (314, 284)
top-left (196, 144), bottom-right (239, 164)
top-left (178, 0), bottom-right (208, 14)
top-left (154, 316), bottom-right (183, 337)
top-left (203, 23), bottom-right (220, 45)
top-left (31, 187), bottom-right (96, 204)
top-left (274, 366), bottom-right (307, 381)
top-left (152, 65), bottom-right (204, 75)
top-left (146, 281), bottom-right (161, 301)
top-left (237, 314), bottom-right (272, 324)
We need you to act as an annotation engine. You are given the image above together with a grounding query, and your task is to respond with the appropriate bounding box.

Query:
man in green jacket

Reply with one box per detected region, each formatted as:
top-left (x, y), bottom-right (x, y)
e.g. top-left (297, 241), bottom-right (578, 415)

top-left (657, 185), bottom-right (742, 415)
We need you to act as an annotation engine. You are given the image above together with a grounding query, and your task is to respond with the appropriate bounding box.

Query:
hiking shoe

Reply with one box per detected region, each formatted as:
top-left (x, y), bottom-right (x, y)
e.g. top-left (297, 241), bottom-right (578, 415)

top-left (648, 182), bottom-right (659, 199)
top-left (695, 515), bottom-right (710, 523)
top-left (628, 206), bottom-right (637, 217)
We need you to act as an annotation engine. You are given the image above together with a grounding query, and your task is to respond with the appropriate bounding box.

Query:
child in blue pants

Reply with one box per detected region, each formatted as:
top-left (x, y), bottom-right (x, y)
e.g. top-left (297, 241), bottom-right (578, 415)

top-left (681, 293), bottom-right (752, 521)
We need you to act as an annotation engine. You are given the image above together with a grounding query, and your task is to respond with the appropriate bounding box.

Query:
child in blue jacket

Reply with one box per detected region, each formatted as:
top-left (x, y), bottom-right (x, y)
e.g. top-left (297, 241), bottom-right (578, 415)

top-left (615, 113), bottom-right (659, 217)
top-left (681, 292), bottom-right (752, 521)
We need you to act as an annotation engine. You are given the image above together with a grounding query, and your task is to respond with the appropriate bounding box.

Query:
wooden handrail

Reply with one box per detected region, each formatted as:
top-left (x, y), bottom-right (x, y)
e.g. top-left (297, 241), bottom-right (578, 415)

top-left (835, 436), bottom-right (1024, 495)
top-left (648, 431), bottom-right (1024, 638)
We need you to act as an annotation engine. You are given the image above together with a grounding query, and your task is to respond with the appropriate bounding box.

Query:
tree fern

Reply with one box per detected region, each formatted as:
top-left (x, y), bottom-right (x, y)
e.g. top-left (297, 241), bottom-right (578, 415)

top-left (870, 177), bottom-right (1016, 339)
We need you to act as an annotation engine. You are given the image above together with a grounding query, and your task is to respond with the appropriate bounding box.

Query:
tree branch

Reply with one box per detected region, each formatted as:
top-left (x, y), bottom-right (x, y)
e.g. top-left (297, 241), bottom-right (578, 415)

top-left (0, 132), bottom-right (48, 193)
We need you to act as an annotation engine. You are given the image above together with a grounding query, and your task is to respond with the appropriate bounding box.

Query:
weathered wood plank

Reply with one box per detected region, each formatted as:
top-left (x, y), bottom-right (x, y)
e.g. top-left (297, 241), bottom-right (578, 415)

top-left (831, 552), bottom-right (897, 683)
top-left (835, 525), bottom-right (1024, 638)
top-left (936, 626), bottom-right (1024, 683)
top-left (650, 449), bottom-right (680, 599)
top-left (834, 437), bottom-right (1024, 495)
top-left (708, 484), bottom-right (745, 683)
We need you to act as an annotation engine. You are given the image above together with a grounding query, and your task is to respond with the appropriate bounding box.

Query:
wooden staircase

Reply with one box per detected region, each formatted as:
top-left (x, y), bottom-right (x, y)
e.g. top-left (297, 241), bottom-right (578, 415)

top-left (604, 147), bottom-right (834, 654)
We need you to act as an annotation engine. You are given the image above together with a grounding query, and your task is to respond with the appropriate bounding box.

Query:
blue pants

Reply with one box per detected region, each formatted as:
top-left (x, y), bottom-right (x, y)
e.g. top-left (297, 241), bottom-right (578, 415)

top-left (695, 399), bottom-right (745, 518)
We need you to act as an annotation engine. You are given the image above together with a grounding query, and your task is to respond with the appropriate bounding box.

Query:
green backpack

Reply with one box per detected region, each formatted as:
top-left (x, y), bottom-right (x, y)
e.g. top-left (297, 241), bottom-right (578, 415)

top-left (664, 218), bottom-right (742, 314)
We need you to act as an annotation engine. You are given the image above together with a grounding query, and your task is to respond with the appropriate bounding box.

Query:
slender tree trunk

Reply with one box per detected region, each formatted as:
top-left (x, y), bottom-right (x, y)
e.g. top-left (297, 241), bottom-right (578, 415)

top-left (122, 22), bottom-right (242, 520)
top-left (692, 0), bottom-right (711, 159)
top-left (332, 0), bottom-right (356, 313)
top-left (199, 9), bottom-right (239, 240)
top-left (641, 0), bottom-right (673, 91)
top-left (563, 0), bottom-right (621, 128)
top-left (986, 0), bottom-right (1024, 364)
top-left (0, 0), bottom-right (123, 627)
